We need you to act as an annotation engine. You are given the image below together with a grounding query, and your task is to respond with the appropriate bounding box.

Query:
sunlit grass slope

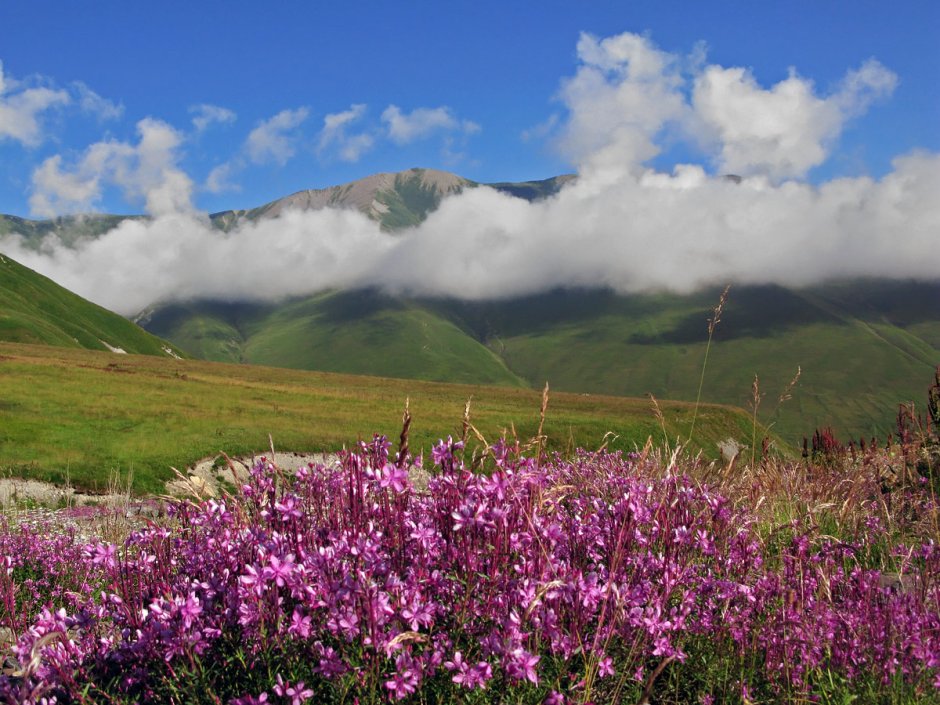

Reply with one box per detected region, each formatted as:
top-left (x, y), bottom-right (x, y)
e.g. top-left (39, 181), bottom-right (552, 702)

top-left (0, 342), bottom-right (758, 494)
top-left (0, 253), bottom-right (184, 357)
top-left (143, 290), bottom-right (526, 386)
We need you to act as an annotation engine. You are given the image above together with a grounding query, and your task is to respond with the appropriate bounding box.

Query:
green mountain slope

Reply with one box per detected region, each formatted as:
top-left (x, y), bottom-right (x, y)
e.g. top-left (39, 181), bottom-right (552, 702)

top-left (440, 283), bottom-right (940, 442)
top-left (0, 252), bottom-right (184, 357)
top-left (143, 282), bottom-right (940, 443)
top-left (140, 290), bottom-right (525, 387)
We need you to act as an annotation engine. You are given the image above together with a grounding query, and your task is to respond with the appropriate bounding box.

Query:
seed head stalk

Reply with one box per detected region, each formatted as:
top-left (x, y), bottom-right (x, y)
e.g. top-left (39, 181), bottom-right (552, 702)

top-left (689, 285), bottom-right (729, 445)
top-left (750, 375), bottom-right (763, 469)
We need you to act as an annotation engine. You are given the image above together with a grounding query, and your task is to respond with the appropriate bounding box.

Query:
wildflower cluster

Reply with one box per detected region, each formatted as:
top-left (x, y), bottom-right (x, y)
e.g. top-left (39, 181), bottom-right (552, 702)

top-left (1, 436), bottom-right (938, 704)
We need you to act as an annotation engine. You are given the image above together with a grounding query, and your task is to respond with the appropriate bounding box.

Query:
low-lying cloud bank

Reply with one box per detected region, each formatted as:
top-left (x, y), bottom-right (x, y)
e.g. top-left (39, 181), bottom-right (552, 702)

top-left (1, 33), bottom-right (937, 315)
top-left (4, 151), bottom-right (938, 315)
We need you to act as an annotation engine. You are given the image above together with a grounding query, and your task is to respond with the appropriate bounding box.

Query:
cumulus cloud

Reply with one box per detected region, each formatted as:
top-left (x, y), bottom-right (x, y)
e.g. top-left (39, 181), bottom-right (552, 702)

top-left (555, 32), bottom-right (689, 177)
top-left (8, 150), bottom-right (938, 315)
top-left (73, 82), bottom-right (124, 121)
top-left (0, 60), bottom-right (70, 146)
top-left (692, 59), bottom-right (896, 180)
top-left (30, 155), bottom-right (104, 216)
top-left (205, 161), bottom-right (240, 194)
top-left (381, 105), bottom-right (479, 145)
top-left (2, 32), bottom-right (934, 315)
top-left (28, 118), bottom-right (193, 217)
top-left (190, 103), bottom-right (236, 132)
top-left (317, 103), bottom-right (374, 163)
top-left (245, 107), bottom-right (309, 165)
top-left (835, 58), bottom-right (899, 117)
top-left (557, 33), bottom-right (898, 183)
top-left (3, 208), bottom-right (390, 314)
top-left (376, 153), bottom-right (939, 299)
top-left (201, 106), bottom-right (306, 192)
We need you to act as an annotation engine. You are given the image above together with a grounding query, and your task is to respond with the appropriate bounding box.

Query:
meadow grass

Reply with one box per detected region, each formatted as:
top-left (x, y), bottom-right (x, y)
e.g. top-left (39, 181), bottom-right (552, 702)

top-left (0, 342), bottom-right (760, 495)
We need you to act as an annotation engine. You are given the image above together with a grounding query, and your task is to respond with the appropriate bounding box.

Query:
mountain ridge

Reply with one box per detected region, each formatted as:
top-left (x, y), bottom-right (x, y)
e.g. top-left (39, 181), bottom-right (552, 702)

top-left (2, 168), bottom-right (577, 243)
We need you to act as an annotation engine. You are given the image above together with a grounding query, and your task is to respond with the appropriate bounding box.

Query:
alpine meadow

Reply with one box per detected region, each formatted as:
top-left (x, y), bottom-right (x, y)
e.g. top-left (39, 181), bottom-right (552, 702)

top-left (0, 4), bottom-right (938, 704)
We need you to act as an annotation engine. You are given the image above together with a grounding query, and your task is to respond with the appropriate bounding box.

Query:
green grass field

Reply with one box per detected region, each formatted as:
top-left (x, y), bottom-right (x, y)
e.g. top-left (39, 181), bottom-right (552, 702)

top-left (0, 342), bottom-right (762, 495)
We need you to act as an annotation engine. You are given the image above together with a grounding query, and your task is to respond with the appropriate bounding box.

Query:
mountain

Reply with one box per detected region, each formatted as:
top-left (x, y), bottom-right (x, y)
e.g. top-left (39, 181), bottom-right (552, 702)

top-left (436, 282), bottom-right (940, 442)
top-left (138, 281), bottom-right (940, 443)
top-left (1, 168), bottom-right (936, 443)
top-left (210, 168), bottom-right (575, 231)
top-left (0, 252), bottom-right (184, 357)
top-left (136, 290), bottom-right (526, 388)
top-left (0, 213), bottom-right (145, 249)
top-left (212, 168), bottom-right (472, 231)
top-left (4, 168), bottom-right (576, 250)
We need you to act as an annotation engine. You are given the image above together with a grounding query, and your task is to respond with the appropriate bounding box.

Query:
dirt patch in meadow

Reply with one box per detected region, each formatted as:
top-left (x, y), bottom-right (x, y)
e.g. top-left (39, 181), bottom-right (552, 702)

top-left (0, 452), bottom-right (340, 510)
top-left (0, 478), bottom-right (131, 509)
top-left (169, 450), bottom-right (432, 498)
top-left (165, 451), bottom-right (341, 498)
top-left (2, 448), bottom-right (430, 513)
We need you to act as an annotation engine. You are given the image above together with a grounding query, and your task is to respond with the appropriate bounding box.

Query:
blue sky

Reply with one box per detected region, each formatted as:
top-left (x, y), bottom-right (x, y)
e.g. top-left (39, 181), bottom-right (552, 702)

top-left (1, 0), bottom-right (937, 217)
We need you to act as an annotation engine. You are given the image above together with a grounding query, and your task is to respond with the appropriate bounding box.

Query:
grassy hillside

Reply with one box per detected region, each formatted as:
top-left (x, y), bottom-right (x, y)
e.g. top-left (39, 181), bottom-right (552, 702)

top-left (142, 290), bottom-right (526, 387)
top-left (0, 253), bottom-right (184, 357)
top-left (3, 171), bottom-right (934, 444)
top-left (443, 283), bottom-right (940, 442)
top-left (145, 282), bottom-right (940, 443)
top-left (0, 342), bottom-right (759, 494)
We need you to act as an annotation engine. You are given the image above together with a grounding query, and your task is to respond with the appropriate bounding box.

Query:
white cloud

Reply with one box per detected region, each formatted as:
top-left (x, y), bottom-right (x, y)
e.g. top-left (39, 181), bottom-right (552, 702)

top-left (73, 81), bottom-right (124, 121)
top-left (196, 107), bottom-right (308, 193)
top-left (692, 59), bottom-right (896, 180)
top-left (29, 118), bottom-right (193, 217)
top-left (317, 104), bottom-right (374, 162)
top-left (381, 104), bottom-right (478, 145)
top-left (8, 150), bottom-right (938, 315)
top-left (190, 103), bottom-right (236, 132)
top-left (3, 33), bottom-right (933, 315)
top-left (555, 32), bottom-right (690, 178)
top-left (521, 113), bottom-right (559, 143)
top-left (833, 58), bottom-right (898, 117)
top-left (374, 153), bottom-right (939, 299)
top-left (30, 154), bottom-right (104, 217)
top-left (555, 33), bottom-right (898, 183)
top-left (2, 208), bottom-right (389, 314)
top-left (245, 107), bottom-right (309, 165)
top-left (0, 60), bottom-right (70, 146)
top-left (200, 107), bottom-right (307, 192)
top-left (205, 161), bottom-right (240, 194)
